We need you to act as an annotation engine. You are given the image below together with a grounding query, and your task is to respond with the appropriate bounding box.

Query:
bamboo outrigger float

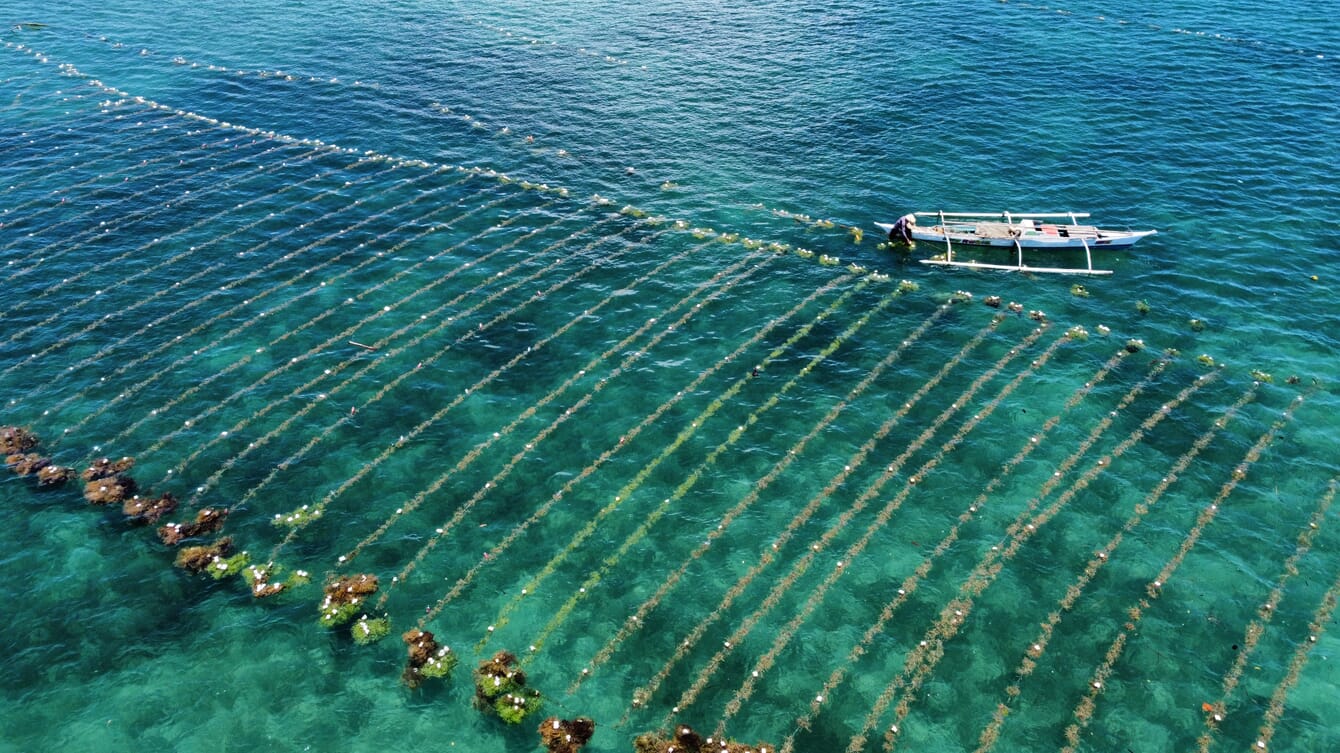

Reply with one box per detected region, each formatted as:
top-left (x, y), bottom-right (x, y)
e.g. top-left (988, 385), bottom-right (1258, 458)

top-left (875, 211), bottom-right (1157, 276)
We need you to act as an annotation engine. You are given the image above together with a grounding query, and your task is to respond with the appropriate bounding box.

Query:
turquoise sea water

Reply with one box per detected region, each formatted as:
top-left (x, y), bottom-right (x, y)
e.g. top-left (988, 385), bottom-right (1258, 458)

top-left (2, 2), bottom-right (1338, 752)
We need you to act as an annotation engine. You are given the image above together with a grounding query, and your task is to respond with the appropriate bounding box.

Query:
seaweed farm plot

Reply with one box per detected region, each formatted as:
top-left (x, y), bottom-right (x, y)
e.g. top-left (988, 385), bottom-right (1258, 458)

top-left (3, 33), bottom-right (1340, 753)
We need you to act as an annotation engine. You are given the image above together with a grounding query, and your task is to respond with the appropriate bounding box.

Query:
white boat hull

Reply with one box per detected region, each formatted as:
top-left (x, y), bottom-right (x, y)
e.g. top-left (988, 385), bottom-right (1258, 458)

top-left (908, 226), bottom-right (1154, 249)
top-left (875, 212), bottom-right (1157, 275)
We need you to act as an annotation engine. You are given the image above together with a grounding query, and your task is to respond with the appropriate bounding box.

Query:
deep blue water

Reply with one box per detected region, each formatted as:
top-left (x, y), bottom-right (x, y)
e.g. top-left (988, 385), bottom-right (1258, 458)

top-left (2, 2), bottom-right (1338, 752)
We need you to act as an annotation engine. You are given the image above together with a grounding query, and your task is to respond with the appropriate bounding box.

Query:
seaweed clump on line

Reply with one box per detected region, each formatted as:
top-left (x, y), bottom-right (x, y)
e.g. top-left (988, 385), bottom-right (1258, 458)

top-left (84, 474), bottom-right (138, 505)
top-left (83, 455), bottom-right (135, 480)
top-left (158, 507), bottom-right (230, 545)
top-left (0, 426), bottom-right (39, 455)
top-left (237, 561), bottom-right (308, 598)
top-left (318, 574), bottom-right (379, 628)
top-left (36, 463), bottom-right (75, 486)
top-left (350, 614), bottom-right (390, 645)
top-left (474, 650), bottom-right (543, 724)
top-left (82, 456), bottom-right (137, 505)
top-left (2, 427), bottom-right (73, 486)
top-left (401, 628), bottom-right (455, 688)
top-left (173, 536), bottom-right (249, 579)
top-left (540, 717), bottom-right (596, 753)
top-left (122, 492), bottom-right (178, 525)
top-left (633, 725), bottom-right (777, 753)
top-left (174, 536), bottom-right (232, 572)
top-left (246, 565), bottom-right (284, 598)
top-left (7, 452), bottom-right (48, 476)
top-left (241, 563), bottom-right (286, 598)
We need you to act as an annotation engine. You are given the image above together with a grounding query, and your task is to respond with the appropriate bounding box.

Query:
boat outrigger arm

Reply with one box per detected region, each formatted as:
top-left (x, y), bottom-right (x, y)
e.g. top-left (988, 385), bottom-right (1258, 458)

top-left (875, 211), bottom-right (1157, 276)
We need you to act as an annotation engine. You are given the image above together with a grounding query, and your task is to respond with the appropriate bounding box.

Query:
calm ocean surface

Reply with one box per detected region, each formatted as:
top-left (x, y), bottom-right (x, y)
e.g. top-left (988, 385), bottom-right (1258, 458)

top-left (2, 2), bottom-right (1338, 752)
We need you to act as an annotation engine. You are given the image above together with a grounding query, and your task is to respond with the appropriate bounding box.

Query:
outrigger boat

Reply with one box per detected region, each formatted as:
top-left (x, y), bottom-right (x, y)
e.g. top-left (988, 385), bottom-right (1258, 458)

top-left (875, 211), bottom-right (1157, 276)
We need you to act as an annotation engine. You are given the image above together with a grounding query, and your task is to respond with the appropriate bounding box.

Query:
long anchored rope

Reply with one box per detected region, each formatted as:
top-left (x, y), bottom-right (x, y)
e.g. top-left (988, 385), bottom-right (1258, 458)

top-left (412, 272), bottom-right (858, 632)
top-left (780, 345), bottom-right (1134, 753)
top-left (666, 320), bottom-right (1047, 728)
top-left (970, 382), bottom-right (1260, 753)
top-left (367, 245), bottom-right (778, 604)
top-left (861, 367), bottom-right (1221, 753)
top-left (1195, 476), bottom-right (1338, 753)
top-left (1054, 392), bottom-right (1309, 753)
top-left (716, 326), bottom-right (1073, 736)
top-left (476, 278), bottom-right (885, 652)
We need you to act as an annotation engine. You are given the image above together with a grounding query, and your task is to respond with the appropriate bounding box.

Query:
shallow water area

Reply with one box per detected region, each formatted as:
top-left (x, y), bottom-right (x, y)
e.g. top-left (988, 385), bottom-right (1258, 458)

top-left (2, 2), bottom-right (1339, 753)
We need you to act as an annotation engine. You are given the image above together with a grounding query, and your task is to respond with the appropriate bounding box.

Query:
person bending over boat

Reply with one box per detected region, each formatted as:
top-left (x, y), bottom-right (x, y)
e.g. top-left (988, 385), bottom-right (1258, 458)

top-left (888, 213), bottom-right (916, 243)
